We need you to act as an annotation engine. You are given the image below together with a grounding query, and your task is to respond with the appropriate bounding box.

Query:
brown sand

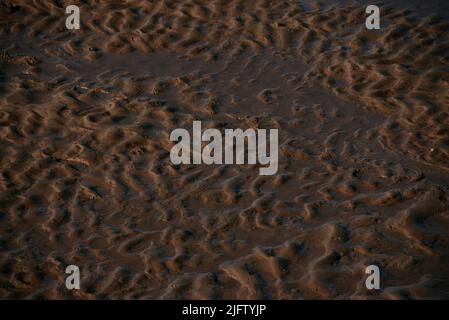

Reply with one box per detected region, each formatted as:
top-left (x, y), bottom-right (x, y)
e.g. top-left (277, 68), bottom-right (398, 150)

top-left (0, 0), bottom-right (448, 299)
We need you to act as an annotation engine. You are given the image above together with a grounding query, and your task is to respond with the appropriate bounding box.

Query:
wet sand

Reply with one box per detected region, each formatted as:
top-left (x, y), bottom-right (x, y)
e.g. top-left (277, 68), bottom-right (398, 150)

top-left (0, 0), bottom-right (448, 299)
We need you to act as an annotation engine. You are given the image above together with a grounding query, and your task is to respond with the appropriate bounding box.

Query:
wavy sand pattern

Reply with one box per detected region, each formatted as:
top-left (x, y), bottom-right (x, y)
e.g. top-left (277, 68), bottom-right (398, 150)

top-left (0, 0), bottom-right (448, 299)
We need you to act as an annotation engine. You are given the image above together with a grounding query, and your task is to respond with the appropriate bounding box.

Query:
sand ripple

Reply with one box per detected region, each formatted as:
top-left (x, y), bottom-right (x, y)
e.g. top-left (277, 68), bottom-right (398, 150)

top-left (0, 0), bottom-right (448, 299)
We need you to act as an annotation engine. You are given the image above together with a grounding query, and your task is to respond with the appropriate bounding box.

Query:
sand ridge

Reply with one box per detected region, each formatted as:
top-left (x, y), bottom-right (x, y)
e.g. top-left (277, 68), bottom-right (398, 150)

top-left (0, 0), bottom-right (448, 299)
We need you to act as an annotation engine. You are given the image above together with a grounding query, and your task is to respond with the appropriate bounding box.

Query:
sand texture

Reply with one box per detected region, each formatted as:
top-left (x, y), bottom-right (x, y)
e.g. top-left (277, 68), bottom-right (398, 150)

top-left (0, 0), bottom-right (449, 299)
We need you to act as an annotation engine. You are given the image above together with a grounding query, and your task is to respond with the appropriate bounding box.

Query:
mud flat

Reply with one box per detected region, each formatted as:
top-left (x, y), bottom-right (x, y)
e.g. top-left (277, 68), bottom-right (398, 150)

top-left (0, 0), bottom-right (448, 299)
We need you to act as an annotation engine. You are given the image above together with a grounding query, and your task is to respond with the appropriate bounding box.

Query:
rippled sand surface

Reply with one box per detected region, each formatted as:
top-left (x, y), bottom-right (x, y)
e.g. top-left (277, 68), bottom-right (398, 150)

top-left (0, 0), bottom-right (448, 299)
